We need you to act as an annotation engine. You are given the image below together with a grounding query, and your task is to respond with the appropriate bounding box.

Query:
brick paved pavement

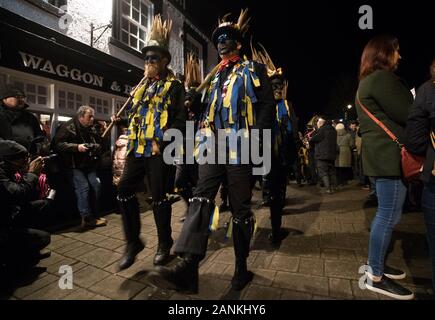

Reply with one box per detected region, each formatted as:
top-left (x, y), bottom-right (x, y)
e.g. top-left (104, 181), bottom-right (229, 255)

top-left (1, 182), bottom-right (433, 300)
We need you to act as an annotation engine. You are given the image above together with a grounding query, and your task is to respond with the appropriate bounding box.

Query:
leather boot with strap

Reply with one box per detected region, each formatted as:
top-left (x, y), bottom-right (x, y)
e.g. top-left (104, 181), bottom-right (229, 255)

top-left (118, 195), bottom-right (145, 271)
top-left (153, 199), bottom-right (173, 266)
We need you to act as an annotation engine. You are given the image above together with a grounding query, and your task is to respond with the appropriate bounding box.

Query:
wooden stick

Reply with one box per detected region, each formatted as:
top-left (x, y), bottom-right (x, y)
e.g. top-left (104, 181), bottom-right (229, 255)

top-left (102, 76), bottom-right (147, 138)
top-left (195, 61), bottom-right (224, 93)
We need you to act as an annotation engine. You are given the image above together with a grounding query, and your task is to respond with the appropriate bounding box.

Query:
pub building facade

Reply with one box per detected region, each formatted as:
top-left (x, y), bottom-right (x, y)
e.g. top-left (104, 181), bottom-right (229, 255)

top-left (0, 0), bottom-right (218, 140)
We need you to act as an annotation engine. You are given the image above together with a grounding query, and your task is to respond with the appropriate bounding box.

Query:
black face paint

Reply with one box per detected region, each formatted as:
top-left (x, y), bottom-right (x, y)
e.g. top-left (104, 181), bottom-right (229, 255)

top-left (217, 35), bottom-right (238, 56)
top-left (144, 53), bottom-right (162, 64)
top-left (271, 78), bottom-right (284, 100)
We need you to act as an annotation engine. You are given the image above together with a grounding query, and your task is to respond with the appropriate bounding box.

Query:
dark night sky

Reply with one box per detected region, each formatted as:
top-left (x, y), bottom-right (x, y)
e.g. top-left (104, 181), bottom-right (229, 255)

top-left (188, 0), bottom-right (435, 129)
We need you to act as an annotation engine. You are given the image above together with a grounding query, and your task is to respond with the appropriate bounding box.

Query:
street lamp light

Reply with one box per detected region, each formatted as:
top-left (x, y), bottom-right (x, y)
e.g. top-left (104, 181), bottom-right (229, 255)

top-left (344, 104), bottom-right (353, 121)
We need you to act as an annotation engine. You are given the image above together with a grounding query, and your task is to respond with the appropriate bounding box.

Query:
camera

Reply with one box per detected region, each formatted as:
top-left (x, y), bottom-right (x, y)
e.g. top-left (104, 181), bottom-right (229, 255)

top-left (83, 143), bottom-right (99, 150)
top-left (84, 143), bottom-right (100, 160)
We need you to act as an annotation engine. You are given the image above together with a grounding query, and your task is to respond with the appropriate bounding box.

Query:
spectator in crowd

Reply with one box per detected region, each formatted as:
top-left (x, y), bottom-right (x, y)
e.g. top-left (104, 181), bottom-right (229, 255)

top-left (304, 119), bottom-right (318, 185)
top-left (53, 106), bottom-right (107, 230)
top-left (0, 140), bottom-right (51, 280)
top-left (335, 123), bottom-right (354, 187)
top-left (348, 121), bottom-right (359, 180)
top-left (310, 117), bottom-right (337, 194)
top-left (406, 58), bottom-right (435, 294)
top-left (0, 85), bottom-right (46, 153)
top-left (112, 126), bottom-right (129, 187)
top-left (356, 35), bottom-right (414, 299)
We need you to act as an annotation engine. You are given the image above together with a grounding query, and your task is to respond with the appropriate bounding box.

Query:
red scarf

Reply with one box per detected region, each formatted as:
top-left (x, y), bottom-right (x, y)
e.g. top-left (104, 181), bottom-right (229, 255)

top-left (219, 55), bottom-right (241, 72)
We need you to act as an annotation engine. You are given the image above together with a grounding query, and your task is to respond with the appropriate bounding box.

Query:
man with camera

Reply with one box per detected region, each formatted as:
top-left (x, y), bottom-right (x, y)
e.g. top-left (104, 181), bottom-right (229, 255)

top-left (0, 140), bottom-right (51, 283)
top-left (53, 106), bottom-right (107, 229)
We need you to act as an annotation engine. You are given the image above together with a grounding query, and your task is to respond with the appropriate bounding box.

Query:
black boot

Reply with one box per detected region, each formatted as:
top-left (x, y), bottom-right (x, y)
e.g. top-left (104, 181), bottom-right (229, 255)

top-left (232, 216), bottom-right (255, 290)
top-left (231, 259), bottom-right (254, 291)
top-left (147, 254), bottom-right (200, 294)
top-left (118, 196), bottom-right (145, 271)
top-left (119, 241), bottom-right (145, 271)
top-left (153, 200), bottom-right (173, 266)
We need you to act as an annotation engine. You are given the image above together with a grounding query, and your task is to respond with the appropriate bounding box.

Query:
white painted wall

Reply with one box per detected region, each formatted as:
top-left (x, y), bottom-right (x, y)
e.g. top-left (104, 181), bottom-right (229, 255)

top-left (1, 0), bottom-right (217, 75)
top-left (64, 0), bottom-right (112, 53)
top-left (0, 0), bottom-right (64, 32)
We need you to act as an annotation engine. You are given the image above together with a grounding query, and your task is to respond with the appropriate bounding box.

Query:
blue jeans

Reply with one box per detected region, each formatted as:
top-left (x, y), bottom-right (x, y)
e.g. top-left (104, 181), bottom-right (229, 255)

top-left (368, 178), bottom-right (407, 276)
top-left (70, 169), bottom-right (101, 219)
top-left (422, 177), bottom-right (435, 293)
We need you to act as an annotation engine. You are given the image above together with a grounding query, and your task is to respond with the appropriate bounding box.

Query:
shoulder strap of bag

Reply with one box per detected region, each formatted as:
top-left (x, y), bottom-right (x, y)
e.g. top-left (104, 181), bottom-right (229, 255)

top-left (356, 92), bottom-right (403, 148)
top-left (431, 80), bottom-right (435, 150)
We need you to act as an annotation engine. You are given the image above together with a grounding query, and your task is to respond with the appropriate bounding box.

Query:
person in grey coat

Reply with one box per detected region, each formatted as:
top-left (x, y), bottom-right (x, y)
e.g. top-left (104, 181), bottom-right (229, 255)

top-left (335, 123), bottom-right (354, 186)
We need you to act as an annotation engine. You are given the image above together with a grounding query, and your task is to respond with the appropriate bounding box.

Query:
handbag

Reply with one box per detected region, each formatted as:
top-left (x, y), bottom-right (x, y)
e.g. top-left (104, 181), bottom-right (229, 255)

top-left (357, 94), bottom-right (425, 182)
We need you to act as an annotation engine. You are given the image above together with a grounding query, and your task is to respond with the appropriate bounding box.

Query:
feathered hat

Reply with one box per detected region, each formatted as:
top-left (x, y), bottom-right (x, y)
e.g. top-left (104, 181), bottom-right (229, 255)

top-left (141, 15), bottom-right (173, 61)
top-left (250, 42), bottom-right (284, 80)
top-left (212, 8), bottom-right (251, 48)
top-left (251, 42), bottom-right (288, 99)
top-left (184, 52), bottom-right (202, 89)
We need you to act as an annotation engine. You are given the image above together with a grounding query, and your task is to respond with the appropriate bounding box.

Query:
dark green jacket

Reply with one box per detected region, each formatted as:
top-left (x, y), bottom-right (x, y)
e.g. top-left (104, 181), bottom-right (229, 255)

top-left (355, 70), bottom-right (413, 177)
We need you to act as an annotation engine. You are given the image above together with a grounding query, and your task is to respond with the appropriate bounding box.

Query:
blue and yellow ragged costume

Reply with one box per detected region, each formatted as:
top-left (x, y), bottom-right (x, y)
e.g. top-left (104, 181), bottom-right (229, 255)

top-left (272, 99), bottom-right (294, 162)
top-left (195, 59), bottom-right (261, 164)
top-left (126, 76), bottom-right (178, 158)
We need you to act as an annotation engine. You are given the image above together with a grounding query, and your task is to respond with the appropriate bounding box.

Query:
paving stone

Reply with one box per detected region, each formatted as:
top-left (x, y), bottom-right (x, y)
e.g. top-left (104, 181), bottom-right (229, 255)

top-left (95, 238), bottom-right (125, 250)
top-left (202, 262), bottom-right (230, 278)
top-left (90, 294), bottom-right (112, 300)
top-left (54, 241), bottom-right (87, 255)
top-left (63, 244), bottom-right (98, 259)
top-left (47, 237), bottom-right (76, 250)
top-left (251, 253), bottom-right (274, 270)
top-left (193, 277), bottom-right (231, 300)
top-left (63, 288), bottom-right (97, 300)
top-left (338, 250), bottom-right (357, 261)
top-left (243, 285), bottom-right (282, 300)
top-left (73, 232), bottom-right (109, 245)
top-left (73, 265), bottom-right (111, 288)
top-left (38, 252), bottom-right (68, 268)
top-left (132, 287), bottom-right (157, 300)
top-left (24, 281), bottom-right (77, 300)
top-left (321, 248), bottom-right (340, 260)
top-left (269, 255), bottom-right (299, 272)
top-left (324, 260), bottom-right (362, 280)
top-left (280, 289), bottom-right (312, 300)
top-left (44, 257), bottom-right (79, 275)
top-left (329, 278), bottom-right (354, 299)
top-left (273, 272), bottom-right (329, 296)
top-left (89, 275), bottom-right (145, 300)
top-left (77, 248), bottom-right (122, 268)
top-left (299, 258), bottom-right (324, 276)
top-left (251, 269), bottom-right (277, 287)
top-left (93, 226), bottom-right (123, 237)
top-left (115, 260), bottom-right (150, 281)
top-left (13, 274), bottom-right (59, 299)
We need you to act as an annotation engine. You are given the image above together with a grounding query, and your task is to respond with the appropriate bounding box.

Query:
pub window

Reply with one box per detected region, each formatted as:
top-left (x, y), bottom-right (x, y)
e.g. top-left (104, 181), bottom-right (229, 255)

top-left (58, 89), bottom-right (83, 111)
top-left (120, 0), bottom-right (154, 51)
top-left (11, 79), bottom-right (49, 108)
top-left (89, 96), bottom-right (110, 115)
top-left (43, 0), bottom-right (67, 8)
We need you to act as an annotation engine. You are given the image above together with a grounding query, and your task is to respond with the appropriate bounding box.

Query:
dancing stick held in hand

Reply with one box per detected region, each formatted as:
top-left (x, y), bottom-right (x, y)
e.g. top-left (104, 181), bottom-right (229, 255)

top-left (102, 76), bottom-right (148, 138)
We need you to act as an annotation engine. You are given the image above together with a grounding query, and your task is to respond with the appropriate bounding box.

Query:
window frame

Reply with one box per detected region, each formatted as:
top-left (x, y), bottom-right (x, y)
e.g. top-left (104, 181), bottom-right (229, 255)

top-left (119, 0), bottom-right (154, 52)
